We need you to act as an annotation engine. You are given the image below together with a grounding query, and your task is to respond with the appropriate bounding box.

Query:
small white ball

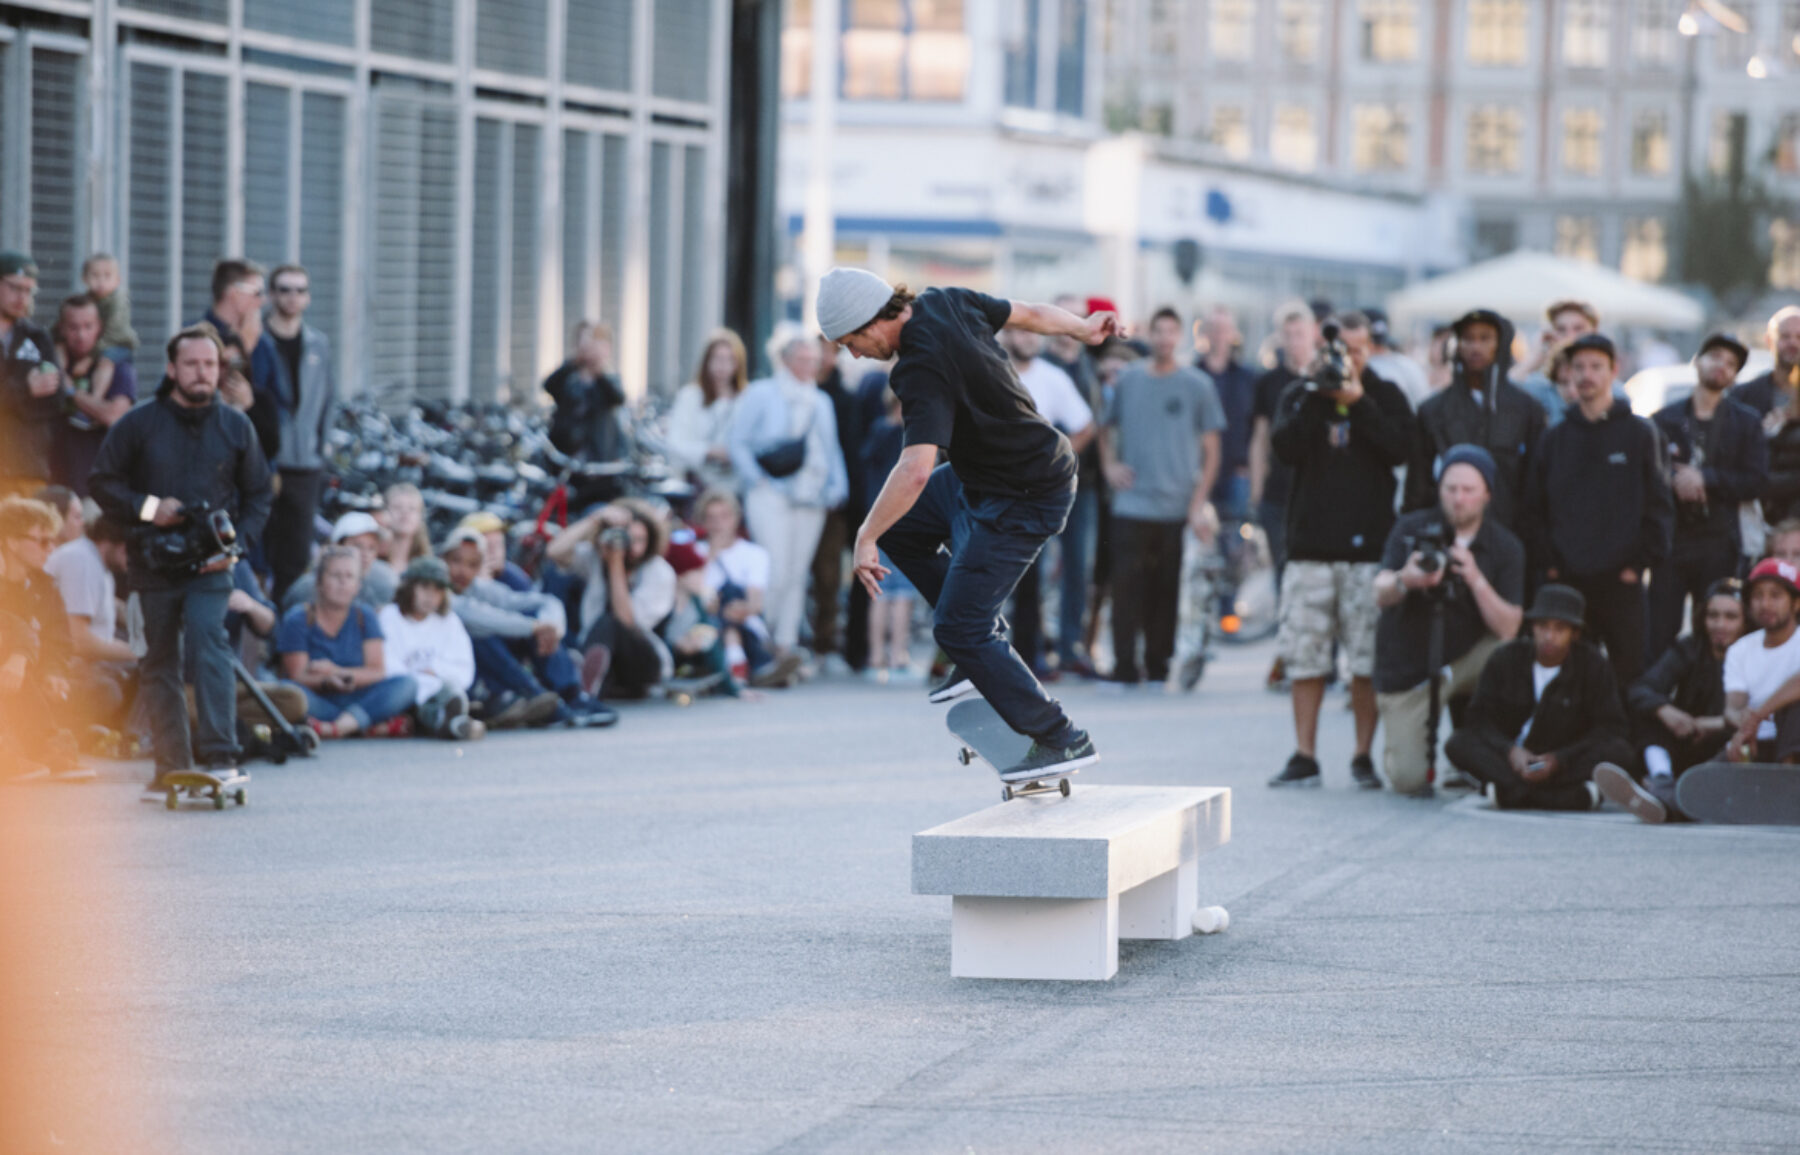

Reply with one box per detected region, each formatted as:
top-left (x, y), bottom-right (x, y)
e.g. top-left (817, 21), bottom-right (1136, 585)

top-left (1192, 905), bottom-right (1230, 934)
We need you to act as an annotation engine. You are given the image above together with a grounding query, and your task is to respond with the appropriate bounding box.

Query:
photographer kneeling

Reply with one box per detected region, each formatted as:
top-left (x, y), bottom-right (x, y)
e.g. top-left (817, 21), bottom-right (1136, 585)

top-left (547, 497), bottom-right (676, 700)
top-left (1373, 446), bottom-right (1525, 796)
top-left (89, 324), bottom-right (272, 798)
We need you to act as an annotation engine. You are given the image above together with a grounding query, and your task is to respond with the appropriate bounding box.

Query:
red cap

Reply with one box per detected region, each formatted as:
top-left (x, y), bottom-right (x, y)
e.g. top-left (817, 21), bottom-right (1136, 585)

top-left (1085, 297), bottom-right (1118, 318)
top-left (1747, 558), bottom-right (1800, 595)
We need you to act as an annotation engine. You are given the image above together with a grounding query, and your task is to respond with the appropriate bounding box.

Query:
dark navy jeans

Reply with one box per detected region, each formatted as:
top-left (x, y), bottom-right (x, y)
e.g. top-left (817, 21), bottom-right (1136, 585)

top-left (470, 634), bottom-right (581, 699)
top-left (139, 570), bottom-right (238, 774)
top-left (880, 464), bottom-right (1078, 744)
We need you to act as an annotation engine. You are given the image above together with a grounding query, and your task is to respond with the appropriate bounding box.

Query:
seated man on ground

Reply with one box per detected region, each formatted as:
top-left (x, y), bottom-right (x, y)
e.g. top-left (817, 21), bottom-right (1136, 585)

top-left (0, 496), bottom-right (89, 781)
top-left (546, 497), bottom-right (679, 700)
top-left (1597, 578), bottom-right (1747, 823)
top-left (1444, 584), bottom-right (1631, 811)
top-left (460, 511), bottom-right (533, 593)
top-left (1716, 559), bottom-right (1800, 764)
top-left (45, 511), bottom-right (136, 730)
top-left (281, 510), bottom-right (398, 612)
top-left (379, 556), bottom-right (484, 741)
top-left (1372, 446), bottom-right (1525, 797)
top-left (275, 545), bottom-right (417, 738)
top-left (442, 527), bottom-right (616, 728)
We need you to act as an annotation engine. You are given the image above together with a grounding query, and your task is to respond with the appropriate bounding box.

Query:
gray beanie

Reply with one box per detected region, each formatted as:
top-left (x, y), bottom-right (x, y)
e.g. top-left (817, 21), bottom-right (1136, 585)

top-left (816, 267), bottom-right (894, 341)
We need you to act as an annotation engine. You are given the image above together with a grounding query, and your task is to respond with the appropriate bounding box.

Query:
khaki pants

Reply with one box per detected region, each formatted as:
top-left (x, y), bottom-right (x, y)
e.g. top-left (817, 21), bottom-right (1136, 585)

top-left (1377, 633), bottom-right (1502, 794)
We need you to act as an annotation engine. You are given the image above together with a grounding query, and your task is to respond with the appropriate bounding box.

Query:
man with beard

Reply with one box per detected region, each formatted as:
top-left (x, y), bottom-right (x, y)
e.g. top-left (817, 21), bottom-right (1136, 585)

top-left (1733, 306), bottom-right (1800, 419)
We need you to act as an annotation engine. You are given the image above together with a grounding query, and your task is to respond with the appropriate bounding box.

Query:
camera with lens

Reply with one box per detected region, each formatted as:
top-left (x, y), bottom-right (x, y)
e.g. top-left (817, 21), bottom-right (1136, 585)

top-left (599, 524), bottom-right (632, 553)
top-left (1405, 520), bottom-right (1456, 595)
top-left (1304, 321), bottom-right (1353, 394)
top-left (135, 503), bottom-right (241, 577)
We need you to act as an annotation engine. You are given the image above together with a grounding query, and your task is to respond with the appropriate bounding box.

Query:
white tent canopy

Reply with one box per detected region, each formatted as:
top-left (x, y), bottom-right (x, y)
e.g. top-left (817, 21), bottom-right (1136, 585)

top-left (1385, 250), bottom-right (1706, 331)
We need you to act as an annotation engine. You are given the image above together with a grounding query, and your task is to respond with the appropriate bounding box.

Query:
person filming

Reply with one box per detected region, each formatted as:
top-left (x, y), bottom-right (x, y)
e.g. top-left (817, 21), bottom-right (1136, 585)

top-left (1372, 445), bottom-right (1525, 796)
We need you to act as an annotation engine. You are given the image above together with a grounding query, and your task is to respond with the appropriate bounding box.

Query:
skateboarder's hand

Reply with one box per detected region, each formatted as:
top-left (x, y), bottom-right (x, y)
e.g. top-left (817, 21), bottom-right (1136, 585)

top-left (1657, 704), bottom-right (1698, 740)
top-left (1082, 312), bottom-right (1122, 345)
top-left (853, 537), bottom-right (889, 600)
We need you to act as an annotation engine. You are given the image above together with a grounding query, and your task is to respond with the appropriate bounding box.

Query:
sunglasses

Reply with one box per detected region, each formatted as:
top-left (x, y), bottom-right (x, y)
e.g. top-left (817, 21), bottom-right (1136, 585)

top-left (273, 285), bottom-right (310, 295)
top-left (22, 534), bottom-right (55, 547)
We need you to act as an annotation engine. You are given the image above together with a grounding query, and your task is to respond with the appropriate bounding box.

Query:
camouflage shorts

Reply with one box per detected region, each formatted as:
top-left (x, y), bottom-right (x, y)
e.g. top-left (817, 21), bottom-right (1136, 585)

top-left (1277, 560), bottom-right (1380, 680)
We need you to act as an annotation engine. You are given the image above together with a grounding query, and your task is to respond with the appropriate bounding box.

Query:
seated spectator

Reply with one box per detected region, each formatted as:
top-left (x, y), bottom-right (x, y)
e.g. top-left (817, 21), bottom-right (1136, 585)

top-left (1599, 578), bottom-right (1747, 823)
top-left (693, 487), bottom-right (803, 688)
top-left (51, 293), bottom-right (137, 494)
top-left (1717, 559), bottom-right (1800, 763)
top-left (1373, 446), bottom-right (1525, 797)
top-left (34, 485), bottom-right (85, 546)
top-left (546, 497), bottom-right (677, 699)
top-left (275, 546), bottom-right (417, 739)
top-left (665, 329), bottom-right (746, 490)
top-left (0, 496), bottom-right (89, 781)
top-left (281, 511), bottom-right (398, 612)
top-left (379, 557), bottom-right (484, 741)
top-left (459, 511), bottom-right (533, 592)
top-left (44, 512), bottom-right (136, 728)
top-left (378, 482), bottom-right (431, 573)
top-left (1444, 584), bottom-right (1631, 811)
top-left (442, 527), bottom-right (616, 728)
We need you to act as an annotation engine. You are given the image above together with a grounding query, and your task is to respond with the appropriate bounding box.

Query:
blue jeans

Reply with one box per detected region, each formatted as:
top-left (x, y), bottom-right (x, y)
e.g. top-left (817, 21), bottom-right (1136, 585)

top-left (290, 675), bottom-right (418, 729)
top-left (470, 634), bottom-right (580, 699)
top-left (1057, 484), bottom-right (1096, 666)
top-left (880, 464), bottom-right (1078, 744)
top-left (139, 571), bottom-right (237, 774)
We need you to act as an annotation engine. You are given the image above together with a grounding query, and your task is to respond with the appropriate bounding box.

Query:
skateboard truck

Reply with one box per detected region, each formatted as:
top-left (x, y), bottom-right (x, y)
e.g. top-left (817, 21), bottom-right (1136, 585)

top-left (1002, 777), bottom-right (1073, 802)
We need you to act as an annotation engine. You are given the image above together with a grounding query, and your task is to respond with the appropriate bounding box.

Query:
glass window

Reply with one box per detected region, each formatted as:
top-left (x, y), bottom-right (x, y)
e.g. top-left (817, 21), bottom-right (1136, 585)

top-left (1467, 105), bottom-right (1522, 175)
top-left (1713, 7), bottom-right (1754, 70)
top-left (1555, 215), bottom-right (1600, 263)
top-left (1148, 0), bottom-right (1179, 56)
top-left (371, 0), bottom-right (455, 64)
top-left (1631, 0), bottom-right (1679, 65)
top-left (1055, 0), bottom-right (1087, 116)
top-left (652, 0), bottom-right (712, 102)
top-left (244, 0), bottom-right (355, 46)
top-left (1277, 0), bottom-right (1321, 62)
top-left (1360, 0), bottom-right (1419, 63)
top-left (1772, 218), bottom-right (1800, 291)
top-left (1621, 217), bottom-right (1668, 282)
top-left (1785, 1), bottom-right (1800, 65)
top-left (833, 0), bottom-right (969, 102)
top-left (1271, 104), bottom-right (1317, 170)
top-left (1630, 109), bottom-right (1669, 176)
top-left (27, 48), bottom-right (85, 306)
top-left (1473, 217), bottom-right (1518, 259)
top-left (567, 0), bottom-right (634, 91)
top-left (910, 0), bottom-right (970, 101)
top-left (1211, 105), bottom-right (1251, 159)
top-left (781, 0), bottom-right (812, 98)
top-left (477, 0), bottom-right (549, 78)
top-left (1352, 103), bottom-right (1410, 172)
top-left (1562, 107), bottom-right (1603, 176)
top-left (1776, 112), bottom-right (1800, 176)
top-left (1709, 111), bottom-right (1745, 178)
top-left (843, 0), bottom-right (906, 100)
top-left (1212, 0), bottom-right (1254, 62)
top-left (1467, 0), bottom-right (1527, 66)
top-left (1563, 0), bottom-right (1608, 68)
top-left (1004, 0), bottom-right (1040, 107)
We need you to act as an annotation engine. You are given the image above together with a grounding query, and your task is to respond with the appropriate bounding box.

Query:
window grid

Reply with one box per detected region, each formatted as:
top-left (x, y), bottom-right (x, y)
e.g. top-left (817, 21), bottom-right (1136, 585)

top-left (1561, 107), bottom-right (1603, 177)
top-left (1277, 0), bottom-right (1320, 64)
top-left (1353, 103), bottom-right (1410, 172)
top-left (1360, 0), bottom-right (1419, 63)
top-left (1562, 0), bottom-right (1609, 68)
top-left (1211, 0), bottom-right (1254, 62)
top-left (1467, 0), bottom-right (1527, 67)
top-left (1466, 105), bottom-right (1521, 175)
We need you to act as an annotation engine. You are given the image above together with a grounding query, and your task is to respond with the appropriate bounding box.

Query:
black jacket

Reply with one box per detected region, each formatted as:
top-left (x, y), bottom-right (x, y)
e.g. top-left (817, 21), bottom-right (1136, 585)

top-left (544, 362), bottom-right (627, 463)
top-left (0, 568), bottom-right (71, 679)
top-left (1271, 367), bottom-right (1416, 563)
top-left (88, 379), bottom-right (274, 588)
top-left (1405, 380), bottom-right (1545, 532)
top-left (1, 318), bottom-right (61, 481)
top-left (1761, 412), bottom-right (1800, 524)
top-left (1464, 637), bottom-right (1628, 765)
top-left (1651, 394), bottom-right (1767, 544)
top-left (1522, 399), bottom-right (1673, 578)
top-left (1732, 369), bottom-right (1791, 418)
top-left (1626, 634), bottom-right (1725, 724)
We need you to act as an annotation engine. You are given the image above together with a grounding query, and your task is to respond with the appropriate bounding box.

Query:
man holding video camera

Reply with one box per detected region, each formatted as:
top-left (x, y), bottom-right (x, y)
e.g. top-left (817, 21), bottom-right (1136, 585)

top-left (1373, 445), bottom-right (1525, 796)
top-left (90, 324), bottom-right (272, 797)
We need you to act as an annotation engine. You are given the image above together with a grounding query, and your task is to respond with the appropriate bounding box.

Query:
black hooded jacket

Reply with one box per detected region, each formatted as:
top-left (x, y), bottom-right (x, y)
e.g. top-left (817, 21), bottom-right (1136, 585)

top-left (1522, 397), bottom-right (1673, 579)
top-left (1271, 367), bottom-right (1416, 562)
top-left (1404, 310), bottom-right (1545, 530)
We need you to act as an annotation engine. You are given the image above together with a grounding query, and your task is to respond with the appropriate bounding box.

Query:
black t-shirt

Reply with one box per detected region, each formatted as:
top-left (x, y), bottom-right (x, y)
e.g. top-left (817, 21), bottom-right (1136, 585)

top-left (889, 287), bottom-right (1076, 498)
top-left (1251, 364), bottom-right (1300, 509)
top-left (1373, 508), bottom-right (1526, 694)
top-left (273, 330), bottom-right (304, 408)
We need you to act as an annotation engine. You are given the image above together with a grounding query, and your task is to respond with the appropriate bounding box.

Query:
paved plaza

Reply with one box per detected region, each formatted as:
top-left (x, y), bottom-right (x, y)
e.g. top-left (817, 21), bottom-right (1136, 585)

top-left (26, 640), bottom-right (1800, 1153)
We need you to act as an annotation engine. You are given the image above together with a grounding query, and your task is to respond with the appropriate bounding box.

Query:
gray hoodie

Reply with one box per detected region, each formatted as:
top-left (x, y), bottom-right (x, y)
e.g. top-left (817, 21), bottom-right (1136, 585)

top-left (451, 577), bottom-right (566, 640)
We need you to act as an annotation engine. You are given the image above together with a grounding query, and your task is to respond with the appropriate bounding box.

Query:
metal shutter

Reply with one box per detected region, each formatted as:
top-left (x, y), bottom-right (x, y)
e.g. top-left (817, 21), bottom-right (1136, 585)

top-left (561, 129), bottom-right (590, 336)
top-left (0, 43), bottom-right (9, 249)
top-left (678, 144), bottom-right (708, 382)
top-left (370, 0), bottom-right (455, 63)
top-left (29, 47), bottom-right (85, 305)
top-left (299, 92), bottom-right (347, 372)
top-left (372, 90), bottom-right (459, 403)
top-left (180, 71), bottom-right (229, 325)
top-left (652, 0), bottom-right (712, 103)
top-left (127, 62), bottom-right (173, 361)
top-left (509, 123), bottom-right (541, 397)
top-left (242, 82), bottom-right (291, 273)
top-left (565, 0), bottom-right (633, 91)
top-left (243, 0), bottom-right (356, 46)
top-left (476, 0), bottom-right (548, 76)
top-left (119, 0), bottom-right (230, 21)
top-left (469, 119), bottom-right (502, 403)
top-left (647, 141), bottom-right (672, 394)
top-left (599, 134), bottom-right (626, 340)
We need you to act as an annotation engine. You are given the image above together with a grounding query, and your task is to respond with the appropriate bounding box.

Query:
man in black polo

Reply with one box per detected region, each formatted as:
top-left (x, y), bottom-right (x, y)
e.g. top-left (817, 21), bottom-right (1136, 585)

top-left (822, 267), bottom-right (1118, 783)
top-left (1647, 332), bottom-right (1766, 663)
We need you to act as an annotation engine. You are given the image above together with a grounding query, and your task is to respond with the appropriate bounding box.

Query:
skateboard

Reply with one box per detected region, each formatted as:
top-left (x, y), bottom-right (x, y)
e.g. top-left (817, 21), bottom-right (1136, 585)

top-left (161, 769), bottom-right (249, 811)
top-left (661, 670), bottom-right (728, 707)
top-left (946, 698), bottom-right (1079, 802)
top-left (1675, 762), bottom-right (1800, 825)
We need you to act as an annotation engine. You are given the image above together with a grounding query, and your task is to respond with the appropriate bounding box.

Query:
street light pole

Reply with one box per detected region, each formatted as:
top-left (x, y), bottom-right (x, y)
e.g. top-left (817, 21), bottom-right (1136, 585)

top-left (803, 0), bottom-right (840, 332)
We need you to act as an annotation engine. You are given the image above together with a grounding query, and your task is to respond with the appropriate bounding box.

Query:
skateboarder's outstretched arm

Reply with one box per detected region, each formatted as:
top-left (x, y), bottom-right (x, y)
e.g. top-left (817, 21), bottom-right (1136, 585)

top-left (854, 443), bottom-right (938, 599)
top-left (1003, 301), bottom-right (1120, 346)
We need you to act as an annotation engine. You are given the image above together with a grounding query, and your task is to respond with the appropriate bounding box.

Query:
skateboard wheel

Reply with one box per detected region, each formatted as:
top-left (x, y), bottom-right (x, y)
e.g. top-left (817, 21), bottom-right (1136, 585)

top-left (1059, 778), bottom-right (1071, 796)
top-left (1001, 785), bottom-right (1014, 801)
top-left (164, 790), bottom-right (177, 811)
top-left (298, 729), bottom-right (320, 755)
top-left (212, 793), bottom-right (225, 810)
top-left (958, 749), bottom-right (973, 766)
top-left (234, 789), bottom-right (246, 806)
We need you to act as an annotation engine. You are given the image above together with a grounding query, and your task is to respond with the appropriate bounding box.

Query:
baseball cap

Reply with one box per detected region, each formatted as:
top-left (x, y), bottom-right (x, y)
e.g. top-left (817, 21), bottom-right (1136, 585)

top-left (330, 511), bottom-right (382, 542)
top-left (1747, 558), bottom-right (1800, 596)
top-left (0, 251), bottom-right (38, 279)
top-left (1696, 332), bottom-right (1749, 373)
top-left (1564, 333), bottom-right (1616, 364)
top-left (402, 555), bottom-right (452, 587)
top-left (459, 511), bottom-right (506, 535)
top-left (440, 527), bottom-right (486, 557)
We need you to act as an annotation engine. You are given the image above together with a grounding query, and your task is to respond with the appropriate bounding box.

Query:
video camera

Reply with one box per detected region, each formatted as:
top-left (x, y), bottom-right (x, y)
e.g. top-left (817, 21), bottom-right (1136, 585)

top-left (1405, 519), bottom-right (1457, 597)
top-left (135, 502), bottom-right (242, 577)
top-left (1304, 322), bottom-right (1353, 394)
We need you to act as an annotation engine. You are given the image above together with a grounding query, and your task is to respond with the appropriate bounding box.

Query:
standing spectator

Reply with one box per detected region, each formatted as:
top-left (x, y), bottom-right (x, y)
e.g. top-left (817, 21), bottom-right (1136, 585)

top-left (1373, 446), bottom-right (1525, 795)
top-left (200, 258), bottom-right (281, 463)
top-left (1268, 312), bottom-right (1417, 787)
top-left (1522, 333), bottom-right (1673, 689)
top-left (252, 265), bottom-right (337, 604)
top-left (378, 482), bottom-right (432, 573)
top-left (1647, 333), bottom-right (1765, 662)
top-left (1193, 306), bottom-right (1257, 669)
top-left (859, 387), bottom-right (921, 683)
top-left (1405, 308), bottom-right (1545, 532)
top-left (1445, 584), bottom-right (1630, 811)
top-left (0, 496), bottom-right (87, 781)
top-left (1042, 295), bottom-right (1106, 676)
top-left (1513, 299), bottom-right (1601, 426)
top-left (0, 251), bottom-right (63, 494)
top-left (545, 321), bottom-right (627, 465)
top-left (81, 254), bottom-right (138, 364)
top-left (379, 556), bottom-right (484, 741)
top-left (1099, 307), bottom-right (1223, 686)
top-left (280, 511), bottom-right (398, 612)
top-left (809, 335), bottom-right (862, 667)
top-left (728, 325), bottom-right (848, 655)
top-left (50, 294), bottom-right (137, 495)
top-left (1733, 305), bottom-right (1800, 419)
top-left (1425, 325), bottom-right (1455, 393)
top-left (1001, 327), bottom-right (1095, 674)
top-left (546, 498), bottom-right (679, 700)
top-left (1363, 307), bottom-right (1431, 410)
top-left (665, 329), bottom-right (746, 490)
top-left (276, 546), bottom-right (417, 739)
top-left (1250, 302), bottom-right (1318, 591)
top-left (89, 324), bottom-right (273, 798)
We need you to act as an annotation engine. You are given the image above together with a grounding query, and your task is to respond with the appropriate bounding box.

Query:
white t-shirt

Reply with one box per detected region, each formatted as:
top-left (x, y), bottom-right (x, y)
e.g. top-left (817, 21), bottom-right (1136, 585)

top-left (1724, 627), bottom-right (1800, 740)
top-left (1015, 357), bottom-right (1094, 435)
top-left (570, 541), bottom-right (679, 638)
top-left (700, 537), bottom-right (773, 638)
top-left (378, 603), bottom-right (476, 704)
top-left (1516, 662), bottom-right (1562, 746)
top-left (44, 537), bottom-right (115, 645)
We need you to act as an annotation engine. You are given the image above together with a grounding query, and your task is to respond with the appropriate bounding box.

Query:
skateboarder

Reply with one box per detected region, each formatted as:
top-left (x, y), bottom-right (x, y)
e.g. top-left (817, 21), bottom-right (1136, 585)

top-left (820, 268), bottom-right (1117, 783)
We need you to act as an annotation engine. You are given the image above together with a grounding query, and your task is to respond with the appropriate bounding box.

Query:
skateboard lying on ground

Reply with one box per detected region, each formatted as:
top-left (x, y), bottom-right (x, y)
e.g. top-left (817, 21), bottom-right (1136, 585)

top-left (661, 669), bottom-right (728, 707)
top-left (1675, 763), bottom-right (1800, 825)
top-left (161, 769), bottom-right (249, 811)
top-left (947, 698), bottom-right (1077, 802)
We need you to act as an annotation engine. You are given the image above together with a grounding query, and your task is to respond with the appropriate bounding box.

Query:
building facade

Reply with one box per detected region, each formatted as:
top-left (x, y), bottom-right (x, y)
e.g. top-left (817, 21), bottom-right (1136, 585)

top-left (0, 0), bottom-right (733, 405)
